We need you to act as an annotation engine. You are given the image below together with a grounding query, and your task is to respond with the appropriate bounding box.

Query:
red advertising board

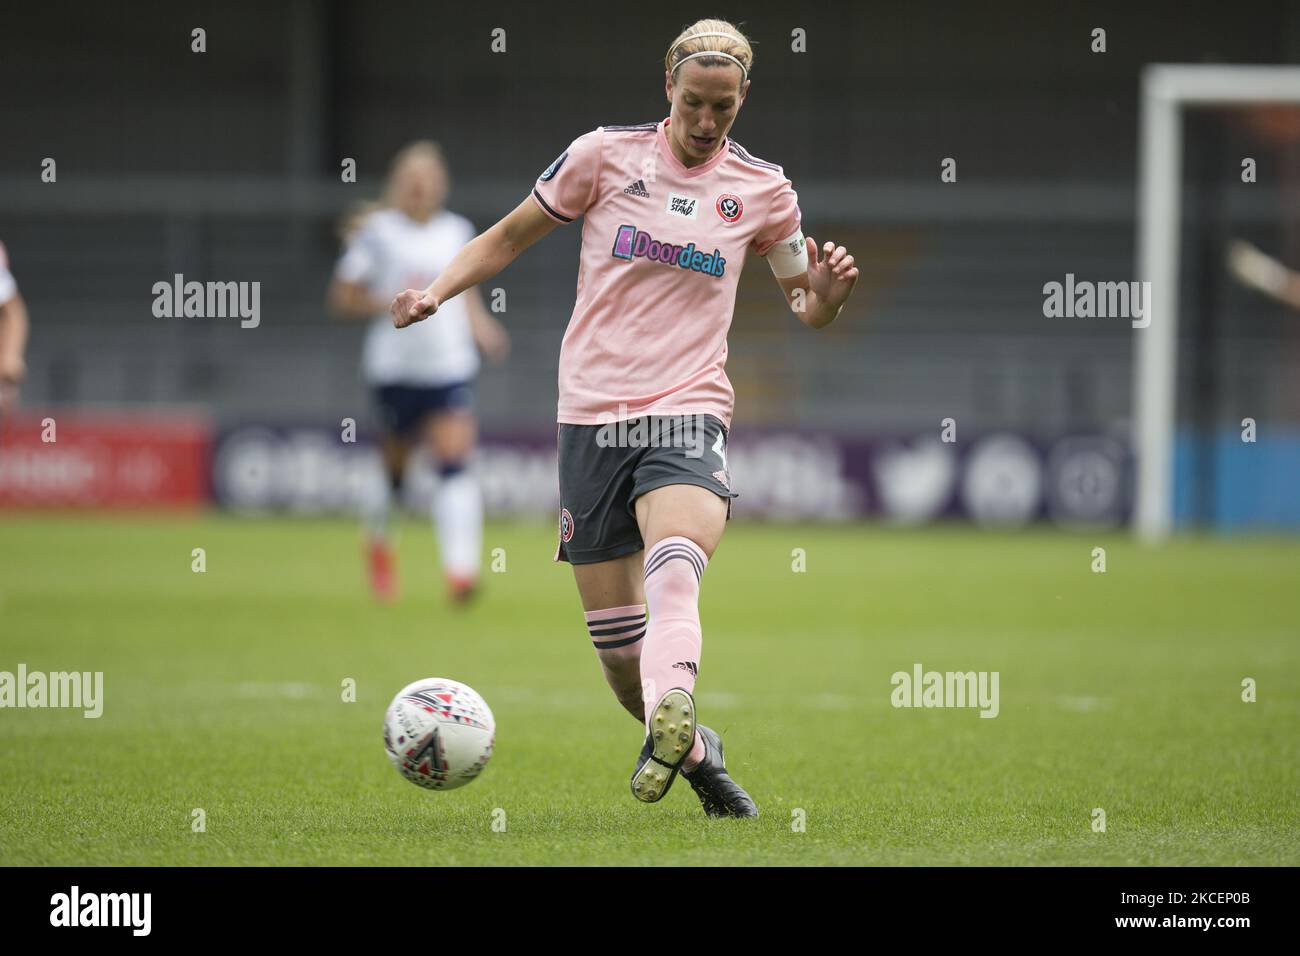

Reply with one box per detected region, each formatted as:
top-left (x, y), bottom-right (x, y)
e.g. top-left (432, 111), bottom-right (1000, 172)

top-left (0, 413), bottom-right (211, 508)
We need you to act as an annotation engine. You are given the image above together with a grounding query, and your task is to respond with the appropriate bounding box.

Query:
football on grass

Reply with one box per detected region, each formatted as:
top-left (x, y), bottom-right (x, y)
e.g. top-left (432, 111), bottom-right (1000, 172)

top-left (383, 678), bottom-right (495, 790)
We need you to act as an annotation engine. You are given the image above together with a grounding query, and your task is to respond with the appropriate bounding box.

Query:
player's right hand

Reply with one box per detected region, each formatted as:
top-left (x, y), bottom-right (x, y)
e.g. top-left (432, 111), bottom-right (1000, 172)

top-left (390, 288), bottom-right (439, 328)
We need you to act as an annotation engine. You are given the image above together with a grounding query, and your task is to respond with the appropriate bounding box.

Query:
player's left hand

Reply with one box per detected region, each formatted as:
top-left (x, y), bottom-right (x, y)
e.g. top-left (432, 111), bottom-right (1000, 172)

top-left (804, 236), bottom-right (859, 310)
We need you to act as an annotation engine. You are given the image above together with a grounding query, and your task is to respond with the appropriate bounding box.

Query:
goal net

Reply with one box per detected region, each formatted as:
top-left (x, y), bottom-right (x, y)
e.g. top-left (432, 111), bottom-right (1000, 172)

top-left (1134, 65), bottom-right (1300, 539)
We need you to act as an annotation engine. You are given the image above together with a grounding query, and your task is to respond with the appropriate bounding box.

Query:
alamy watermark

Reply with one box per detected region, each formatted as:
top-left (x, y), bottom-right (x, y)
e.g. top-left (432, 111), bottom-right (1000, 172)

top-left (0, 664), bottom-right (103, 717)
top-left (890, 662), bottom-right (999, 718)
top-left (152, 273), bottom-right (260, 328)
top-left (1042, 273), bottom-right (1152, 329)
top-left (50, 886), bottom-right (150, 935)
top-left (594, 405), bottom-right (712, 459)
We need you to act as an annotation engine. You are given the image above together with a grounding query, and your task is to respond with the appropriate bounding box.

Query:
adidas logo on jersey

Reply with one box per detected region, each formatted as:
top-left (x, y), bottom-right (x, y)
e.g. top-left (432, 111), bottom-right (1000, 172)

top-left (672, 661), bottom-right (699, 677)
top-left (623, 179), bottom-right (650, 198)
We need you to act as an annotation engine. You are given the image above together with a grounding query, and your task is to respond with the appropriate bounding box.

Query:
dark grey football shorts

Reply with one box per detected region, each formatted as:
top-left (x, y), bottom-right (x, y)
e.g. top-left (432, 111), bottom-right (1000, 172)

top-left (555, 413), bottom-right (738, 565)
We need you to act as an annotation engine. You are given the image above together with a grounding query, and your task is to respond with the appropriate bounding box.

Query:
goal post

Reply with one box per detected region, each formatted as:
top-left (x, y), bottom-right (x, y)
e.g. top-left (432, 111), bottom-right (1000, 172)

top-left (1134, 64), bottom-right (1300, 541)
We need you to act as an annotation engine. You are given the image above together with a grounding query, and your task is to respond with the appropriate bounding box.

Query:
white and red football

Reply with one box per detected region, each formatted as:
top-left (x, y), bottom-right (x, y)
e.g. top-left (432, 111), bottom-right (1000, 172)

top-left (383, 678), bottom-right (495, 791)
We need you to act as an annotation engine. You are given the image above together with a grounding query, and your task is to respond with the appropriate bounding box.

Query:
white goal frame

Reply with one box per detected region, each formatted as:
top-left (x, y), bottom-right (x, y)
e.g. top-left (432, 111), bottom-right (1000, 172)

top-left (1134, 64), bottom-right (1300, 541)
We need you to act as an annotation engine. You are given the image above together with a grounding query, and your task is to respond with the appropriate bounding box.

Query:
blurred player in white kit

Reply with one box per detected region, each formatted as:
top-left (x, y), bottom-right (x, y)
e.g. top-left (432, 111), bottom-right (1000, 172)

top-left (329, 142), bottom-right (508, 603)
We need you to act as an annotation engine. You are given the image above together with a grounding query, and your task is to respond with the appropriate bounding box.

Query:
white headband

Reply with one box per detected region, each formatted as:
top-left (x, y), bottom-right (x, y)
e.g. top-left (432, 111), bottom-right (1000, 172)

top-left (668, 31), bottom-right (749, 80)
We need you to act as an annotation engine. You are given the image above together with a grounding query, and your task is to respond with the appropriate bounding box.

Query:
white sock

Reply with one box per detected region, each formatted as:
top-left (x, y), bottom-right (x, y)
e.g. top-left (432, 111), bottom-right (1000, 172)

top-left (433, 466), bottom-right (482, 580)
top-left (360, 463), bottom-right (396, 539)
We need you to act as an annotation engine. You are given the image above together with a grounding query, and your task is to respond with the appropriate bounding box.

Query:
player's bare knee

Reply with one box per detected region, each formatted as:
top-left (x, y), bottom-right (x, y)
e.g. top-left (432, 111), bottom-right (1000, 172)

top-left (572, 557), bottom-right (644, 612)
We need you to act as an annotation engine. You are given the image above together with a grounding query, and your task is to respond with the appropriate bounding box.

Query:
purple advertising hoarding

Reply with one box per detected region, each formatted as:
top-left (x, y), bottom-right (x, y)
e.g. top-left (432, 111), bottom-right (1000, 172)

top-left (211, 424), bottom-right (1131, 529)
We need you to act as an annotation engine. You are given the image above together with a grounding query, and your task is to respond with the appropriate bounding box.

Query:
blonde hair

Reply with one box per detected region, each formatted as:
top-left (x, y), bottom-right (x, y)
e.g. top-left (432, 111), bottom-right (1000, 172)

top-left (336, 140), bottom-right (447, 240)
top-left (384, 139), bottom-right (447, 208)
top-left (665, 19), bottom-right (754, 85)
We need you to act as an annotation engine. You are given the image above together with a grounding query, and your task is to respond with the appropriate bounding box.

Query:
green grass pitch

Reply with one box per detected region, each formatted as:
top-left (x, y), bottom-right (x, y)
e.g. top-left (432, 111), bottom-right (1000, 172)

top-left (1, 515), bottom-right (1297, 866)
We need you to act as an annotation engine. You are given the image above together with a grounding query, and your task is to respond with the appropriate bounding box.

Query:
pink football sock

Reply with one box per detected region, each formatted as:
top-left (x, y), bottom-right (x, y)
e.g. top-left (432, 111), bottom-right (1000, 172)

top-left (641, 535), bottom-right (708, 771)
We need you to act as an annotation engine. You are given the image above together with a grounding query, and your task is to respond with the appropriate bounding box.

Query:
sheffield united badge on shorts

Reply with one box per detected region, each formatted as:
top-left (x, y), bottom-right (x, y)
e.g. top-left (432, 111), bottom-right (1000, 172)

top-left (559, 507), bottom-right (574, 542)
top-left (715, 193), bottom-right (743, 223)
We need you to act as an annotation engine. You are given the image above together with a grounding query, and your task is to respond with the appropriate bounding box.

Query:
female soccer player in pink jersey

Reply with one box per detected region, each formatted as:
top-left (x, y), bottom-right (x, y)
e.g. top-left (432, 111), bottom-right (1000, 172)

top-left (392, 19), bottom-right (859, 816)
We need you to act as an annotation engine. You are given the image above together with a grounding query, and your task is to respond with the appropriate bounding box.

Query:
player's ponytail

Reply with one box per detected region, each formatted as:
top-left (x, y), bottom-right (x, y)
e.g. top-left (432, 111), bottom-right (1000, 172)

top-left (665, 19), bottom-right (754, 84)
top-left (336, 200), bottom-right (383, 242)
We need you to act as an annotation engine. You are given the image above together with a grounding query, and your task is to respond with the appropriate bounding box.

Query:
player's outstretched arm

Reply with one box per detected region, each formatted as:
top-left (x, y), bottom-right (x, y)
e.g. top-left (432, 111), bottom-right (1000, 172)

top-left (327, 279), bottom-right (389, 321)
top-left (1227, 239), bottom-right (1300, 310)
top-left (391, 196), bottom-right (559, 329)
top-left (776, 237), bottom-right (860, 330)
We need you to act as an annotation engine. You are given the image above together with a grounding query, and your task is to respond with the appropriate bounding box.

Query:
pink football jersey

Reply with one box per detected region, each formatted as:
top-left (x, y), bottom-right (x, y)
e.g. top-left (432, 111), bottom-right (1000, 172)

top-left (531, 118), bottom-right (801, 428)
